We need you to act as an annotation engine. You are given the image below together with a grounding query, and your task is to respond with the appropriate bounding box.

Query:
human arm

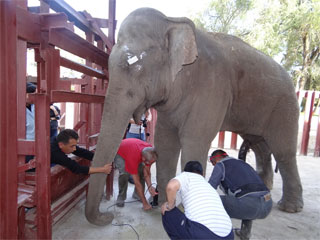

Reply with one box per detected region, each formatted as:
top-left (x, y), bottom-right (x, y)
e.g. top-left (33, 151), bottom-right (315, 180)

top-left (161, 179), bottom-right (180, 215)
top-left (143, 165), bottom-right (157, 197)
top-left (73, 146), bottom-right (94, 160)
top-left (51, 149), bottom-right (90, 174)
top-left (88, 163), bottom-right (112, 174)
top-left (208, 163), bottom-right (224, 189)
top-left (132, 174), bottom-right (152, 210)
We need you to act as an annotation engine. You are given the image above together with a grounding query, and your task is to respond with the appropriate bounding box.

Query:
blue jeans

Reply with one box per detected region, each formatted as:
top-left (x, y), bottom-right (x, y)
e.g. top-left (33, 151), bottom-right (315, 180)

top-left (221, 191), bottom-right (272, 220)
top-left (126, 132), bottom-right (145, 141)
top-left (162, 207), bottom-right (234, 240)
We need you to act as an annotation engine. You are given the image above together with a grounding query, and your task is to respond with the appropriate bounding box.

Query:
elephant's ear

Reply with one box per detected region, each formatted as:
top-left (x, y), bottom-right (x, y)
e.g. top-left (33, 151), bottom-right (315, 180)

top-left (166, 17), bottom-right (198, 81)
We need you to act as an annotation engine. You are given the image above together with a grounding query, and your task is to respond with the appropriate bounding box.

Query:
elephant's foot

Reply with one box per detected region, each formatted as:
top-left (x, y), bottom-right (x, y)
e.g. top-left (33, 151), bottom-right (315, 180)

top-left (277, 197), bottom-right (303, 213)
top-left (86, 212), bottom-right (114, 226)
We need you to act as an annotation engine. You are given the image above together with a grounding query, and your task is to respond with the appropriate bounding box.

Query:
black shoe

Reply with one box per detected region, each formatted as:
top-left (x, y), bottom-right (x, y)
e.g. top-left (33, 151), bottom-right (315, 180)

top-left (235, 220), bottom-right (252, 240)
top-left (128, 175), bottom-right (134, 184)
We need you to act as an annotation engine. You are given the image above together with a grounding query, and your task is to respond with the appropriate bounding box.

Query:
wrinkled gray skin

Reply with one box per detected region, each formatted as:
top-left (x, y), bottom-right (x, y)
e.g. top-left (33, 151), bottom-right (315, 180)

top-left (85, 8), bottom-right (303, 225)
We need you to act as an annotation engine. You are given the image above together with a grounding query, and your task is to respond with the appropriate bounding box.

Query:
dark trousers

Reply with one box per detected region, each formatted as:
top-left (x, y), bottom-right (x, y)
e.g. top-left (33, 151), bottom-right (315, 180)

top-left (162, 207), bottom-right (234, 240)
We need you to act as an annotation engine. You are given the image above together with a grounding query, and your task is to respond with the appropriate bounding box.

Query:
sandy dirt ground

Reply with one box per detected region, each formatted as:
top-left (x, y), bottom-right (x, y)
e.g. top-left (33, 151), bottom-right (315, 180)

top-left (52, 148), bottom-right (320, 240)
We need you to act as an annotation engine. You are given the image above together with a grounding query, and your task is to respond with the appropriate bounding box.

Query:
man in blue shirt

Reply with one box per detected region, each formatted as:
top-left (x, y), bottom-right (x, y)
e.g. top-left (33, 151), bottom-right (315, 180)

top-left (208, 149), bottom-right (272, 240)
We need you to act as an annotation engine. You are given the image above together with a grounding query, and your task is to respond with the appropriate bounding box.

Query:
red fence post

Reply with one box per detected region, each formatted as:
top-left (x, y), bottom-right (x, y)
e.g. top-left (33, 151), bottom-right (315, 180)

top-left (314, 93), bottom-right (320, 157)
top-left (230, 132), bottom-right (237, 149)
top-left (218, 131), bottom-right (225, 149)
top-left (300, 91), bottom-right (315, 155)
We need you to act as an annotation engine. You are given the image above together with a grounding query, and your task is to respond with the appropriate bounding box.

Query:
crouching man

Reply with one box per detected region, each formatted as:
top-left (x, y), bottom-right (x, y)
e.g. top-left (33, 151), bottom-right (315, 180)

top-left (209, 149), bottom-right (272, 240)
top-left (114, 138), bottom-right (158, 210)
top-left (161, 161), bottom-right (234, 239)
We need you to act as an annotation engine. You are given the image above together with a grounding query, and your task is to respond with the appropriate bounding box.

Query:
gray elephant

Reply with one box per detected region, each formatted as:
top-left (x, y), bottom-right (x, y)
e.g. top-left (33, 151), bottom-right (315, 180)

top-left (85, 8), bottom-right (303, 225)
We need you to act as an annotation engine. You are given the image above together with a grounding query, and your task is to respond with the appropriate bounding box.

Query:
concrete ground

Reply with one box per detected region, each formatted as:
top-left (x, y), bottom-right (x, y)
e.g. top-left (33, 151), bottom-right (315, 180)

top-left (52, 149), bottom-right (320, 240)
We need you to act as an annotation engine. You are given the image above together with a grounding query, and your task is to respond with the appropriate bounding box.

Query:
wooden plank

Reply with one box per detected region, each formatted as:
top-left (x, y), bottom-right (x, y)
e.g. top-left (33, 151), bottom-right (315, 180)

top-left (49, 27), bottom-right (109, 68)
top-left (51, 90), bottom-right (105, 103)
top-left (17, 184), bottom-right (36, 208)
top-left (60, 57), bottom-right (107, 79)
top-left (51, 179), bottom-right (88, 225)
top-left (17, 140), bottom-right (35, 155)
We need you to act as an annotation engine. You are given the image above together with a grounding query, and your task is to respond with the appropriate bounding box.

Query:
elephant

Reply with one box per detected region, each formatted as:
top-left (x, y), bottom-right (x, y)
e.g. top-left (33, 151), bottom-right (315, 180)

top-left (85, 8), bottom-right (303, 225)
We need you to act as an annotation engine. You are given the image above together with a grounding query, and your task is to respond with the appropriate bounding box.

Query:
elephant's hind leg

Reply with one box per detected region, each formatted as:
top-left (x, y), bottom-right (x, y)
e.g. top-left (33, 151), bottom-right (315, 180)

top-left (264, 100), bottom-right (303, 212)
top-left (239, 135), bottom-right (274, 190)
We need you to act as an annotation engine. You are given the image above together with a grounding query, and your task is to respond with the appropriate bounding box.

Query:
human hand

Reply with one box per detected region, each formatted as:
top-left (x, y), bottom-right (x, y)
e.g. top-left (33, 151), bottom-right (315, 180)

top-left (161, 202), bottom-right (174, 215)
top-left (148, 186), bottom-right (157, 197)
top-left (143, 203), bottom-right (152, 211)
top-left (102, 163), bottom-right (112, 174)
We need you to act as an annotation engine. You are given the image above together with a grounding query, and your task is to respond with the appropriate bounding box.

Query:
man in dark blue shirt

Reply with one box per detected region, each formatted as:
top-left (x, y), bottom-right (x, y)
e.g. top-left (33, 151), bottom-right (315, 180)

top-left (208, 149), bottom-right (272, 240)
top-left (51, 129), bottom-right (112, 175)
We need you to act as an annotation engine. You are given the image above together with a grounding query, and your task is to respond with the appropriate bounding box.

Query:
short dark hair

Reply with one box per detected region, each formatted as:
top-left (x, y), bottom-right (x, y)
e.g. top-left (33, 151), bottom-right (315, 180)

top-left (211, 149), bottom-right (228, 158)
top-left (183, 161), bottom-right (203, 175)
top-left (57, 129), bottom-right (79, 144)
top-left (26, 82), bottom-right (36, 93)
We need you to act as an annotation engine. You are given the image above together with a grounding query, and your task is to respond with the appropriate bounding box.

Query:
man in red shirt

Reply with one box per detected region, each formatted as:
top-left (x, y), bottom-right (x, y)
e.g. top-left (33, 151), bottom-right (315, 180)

top-left (115, 138), bottom-right (158, 210)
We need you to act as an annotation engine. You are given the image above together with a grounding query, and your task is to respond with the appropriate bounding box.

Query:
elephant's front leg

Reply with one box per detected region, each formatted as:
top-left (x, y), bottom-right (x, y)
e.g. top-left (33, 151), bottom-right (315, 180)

top-left (154, 120), bottom-right (181, 204)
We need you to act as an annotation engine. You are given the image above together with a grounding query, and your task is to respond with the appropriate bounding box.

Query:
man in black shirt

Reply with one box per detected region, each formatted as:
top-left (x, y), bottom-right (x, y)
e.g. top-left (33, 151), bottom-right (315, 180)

top-left (51, 129), bottom-right (112, 175)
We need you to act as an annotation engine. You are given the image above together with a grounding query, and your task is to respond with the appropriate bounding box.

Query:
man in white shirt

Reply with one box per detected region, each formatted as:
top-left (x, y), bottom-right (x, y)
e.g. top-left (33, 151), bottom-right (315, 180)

top-left (161, 161), bottom-right (234, 239)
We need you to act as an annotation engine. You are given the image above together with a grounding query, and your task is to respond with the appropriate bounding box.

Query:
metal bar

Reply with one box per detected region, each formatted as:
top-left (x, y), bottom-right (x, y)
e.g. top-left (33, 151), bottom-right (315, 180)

top-left (60, 56), bottom-right (107, 79)
top-left (49, 27), bottom-right (109, 68)
top-left (0, 1), bottom-right (19, 238)
top-left (51, 90), bottom-right (105, 103)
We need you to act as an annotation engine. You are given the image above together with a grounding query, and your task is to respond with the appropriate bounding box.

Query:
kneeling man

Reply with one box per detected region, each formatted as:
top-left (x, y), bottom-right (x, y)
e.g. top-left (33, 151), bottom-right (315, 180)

top-left (161, 161), bottom-right (234, 239)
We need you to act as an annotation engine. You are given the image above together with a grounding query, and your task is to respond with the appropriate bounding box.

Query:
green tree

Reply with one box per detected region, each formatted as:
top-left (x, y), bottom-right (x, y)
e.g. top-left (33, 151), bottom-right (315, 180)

top-left (193, 0), bottom-right (253, 36)
top-left (193, 0), bottom-right (320, 90)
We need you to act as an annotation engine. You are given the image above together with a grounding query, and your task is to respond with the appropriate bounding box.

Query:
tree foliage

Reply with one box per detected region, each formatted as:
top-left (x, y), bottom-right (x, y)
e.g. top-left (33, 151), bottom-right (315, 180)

top-left (192, 0), bottom-right (320, 90)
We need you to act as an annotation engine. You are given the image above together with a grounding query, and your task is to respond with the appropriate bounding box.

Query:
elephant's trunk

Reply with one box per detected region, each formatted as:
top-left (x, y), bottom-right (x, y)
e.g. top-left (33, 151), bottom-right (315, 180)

top-left (85, 91), bottom-right (137, 225)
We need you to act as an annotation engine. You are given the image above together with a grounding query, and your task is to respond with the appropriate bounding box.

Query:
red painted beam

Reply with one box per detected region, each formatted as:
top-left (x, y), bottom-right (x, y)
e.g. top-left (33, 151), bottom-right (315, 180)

top-left (51, 90), bottom-right (105, 103)
top-left (34, 94), bottom-right (52, 239)
top-left (60, 56), bottom-right (107, 79)
top-left (0, 1), bottom-right (19, 238)
top-left (49, 27), bottom-right (109, 68)
top-left (108, 0), bottom-right (116, 46)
